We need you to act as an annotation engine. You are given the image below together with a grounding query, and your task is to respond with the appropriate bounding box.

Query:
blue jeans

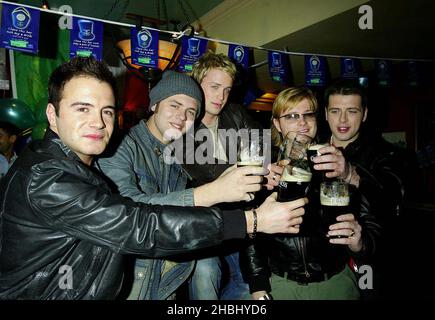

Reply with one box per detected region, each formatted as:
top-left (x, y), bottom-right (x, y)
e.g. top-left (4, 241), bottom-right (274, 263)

top-left (221, 252), bottom-right (250, 300)
top-left (189, 252), bottom-right (250, 300)
top-left (189, 256), bottom-right (222, 300)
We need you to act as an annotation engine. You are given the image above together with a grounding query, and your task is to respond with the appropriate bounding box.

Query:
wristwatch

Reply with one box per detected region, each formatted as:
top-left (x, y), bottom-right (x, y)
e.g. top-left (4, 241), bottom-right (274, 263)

top-left (258, 293), bottom-right (273, 300)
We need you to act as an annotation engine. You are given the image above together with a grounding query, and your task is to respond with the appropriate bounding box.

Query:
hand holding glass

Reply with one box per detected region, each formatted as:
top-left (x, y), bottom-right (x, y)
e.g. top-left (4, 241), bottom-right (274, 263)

top-left (320, 180), bottom-right (350, 239)
top-left (277, 132), bottom-right (312, 202)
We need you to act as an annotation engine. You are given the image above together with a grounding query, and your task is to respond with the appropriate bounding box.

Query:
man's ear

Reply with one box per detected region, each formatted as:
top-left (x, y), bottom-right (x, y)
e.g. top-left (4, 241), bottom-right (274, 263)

top-left (46, 103), bottom-right (57, 131)
top-left (272, 118), bottom-right (282, 133)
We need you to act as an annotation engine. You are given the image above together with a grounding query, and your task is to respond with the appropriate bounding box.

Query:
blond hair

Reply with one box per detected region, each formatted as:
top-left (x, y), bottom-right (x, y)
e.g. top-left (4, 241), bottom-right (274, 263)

top-left (191, 51), bottom-right (237, 83)
top-left (271, 87), bottom-right (318, 146)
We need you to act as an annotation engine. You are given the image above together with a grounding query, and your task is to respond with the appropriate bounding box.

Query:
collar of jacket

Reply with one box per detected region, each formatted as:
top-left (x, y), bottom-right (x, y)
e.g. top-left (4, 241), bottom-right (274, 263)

top-left (133, 120), bottom-right (169, 157)
top-left (42, 129), bottom-right (84, 163)
top-left (195, 106), bottom-right (232, 132)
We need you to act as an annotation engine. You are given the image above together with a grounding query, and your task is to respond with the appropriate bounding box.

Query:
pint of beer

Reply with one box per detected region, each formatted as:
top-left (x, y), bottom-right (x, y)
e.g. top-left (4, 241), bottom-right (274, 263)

top-left (320, 180), bottom-right (350, 238)
top-left (237, 134), bottom-right (264, 170)
top-left (277, 166), bottom-right (312, 202)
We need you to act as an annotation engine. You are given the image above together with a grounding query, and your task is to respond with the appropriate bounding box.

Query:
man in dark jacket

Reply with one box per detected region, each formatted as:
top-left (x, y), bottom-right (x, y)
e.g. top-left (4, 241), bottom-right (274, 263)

top-left (179, 52), bottom-right (277, 300)
top-left (0, 57), bottom-right (306, 300)
top-left (324, 79), bottom-right (409, 298)
top-left (243, 86), bottom-right (380, 300)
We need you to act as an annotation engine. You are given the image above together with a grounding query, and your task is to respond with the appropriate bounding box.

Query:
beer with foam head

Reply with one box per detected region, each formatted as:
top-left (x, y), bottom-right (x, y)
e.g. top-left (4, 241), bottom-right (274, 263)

top-left (277, 166), bottom-right (312, 202)
top-left (320, 181), bottom-right (350, 238)
top-left (236, 160), bottom-right (263, 168)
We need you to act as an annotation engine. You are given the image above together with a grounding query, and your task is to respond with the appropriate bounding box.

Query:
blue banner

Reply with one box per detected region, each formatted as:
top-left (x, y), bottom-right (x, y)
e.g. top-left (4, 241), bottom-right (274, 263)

top-left (0, 4), bottom-right (40, 54)
top-left (375, 59), bottom-right (392, 87)
top-left (130, 27), bottom-right (159, 69)
top-left (305, 55), bottom-right (327, 86)
top-left (178, 37), bottom-right (208, 73)
top-left (340, 58), bottom-right (360, 79)
top-left (268, 51), bottom-right (289, 84)
top-left (228, 44), bottom-right (249, 70)
top-left (70, 17), bottom-right (103, 60)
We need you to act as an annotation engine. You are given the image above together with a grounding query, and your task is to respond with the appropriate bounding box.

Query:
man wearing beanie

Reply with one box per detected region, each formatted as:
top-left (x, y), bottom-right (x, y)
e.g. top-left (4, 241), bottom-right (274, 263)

top-left (97, 70), bottom-right (269, 300)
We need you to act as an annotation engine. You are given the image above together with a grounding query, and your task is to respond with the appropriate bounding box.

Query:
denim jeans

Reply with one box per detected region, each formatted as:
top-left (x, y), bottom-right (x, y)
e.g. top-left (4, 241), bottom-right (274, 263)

top-left (189, 256), bottom-right (222, 300)
top-left (189, 252), bottom-right (250, 300)
top-left (221, 252), bottom-right (250, 300)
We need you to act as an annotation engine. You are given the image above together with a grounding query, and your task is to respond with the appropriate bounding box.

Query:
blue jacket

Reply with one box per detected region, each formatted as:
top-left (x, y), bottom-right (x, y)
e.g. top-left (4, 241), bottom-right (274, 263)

top-left (97, 120), bottom-right (195, 300)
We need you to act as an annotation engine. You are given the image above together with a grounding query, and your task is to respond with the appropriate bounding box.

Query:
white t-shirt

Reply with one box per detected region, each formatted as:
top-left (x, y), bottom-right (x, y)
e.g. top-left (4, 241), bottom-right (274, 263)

top-left (205, 119), bottom-right (227, 163)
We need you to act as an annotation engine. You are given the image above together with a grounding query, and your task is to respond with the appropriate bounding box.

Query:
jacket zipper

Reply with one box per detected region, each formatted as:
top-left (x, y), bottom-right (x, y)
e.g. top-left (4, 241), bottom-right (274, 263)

top-left (299, 237), bottom-right (311, 279)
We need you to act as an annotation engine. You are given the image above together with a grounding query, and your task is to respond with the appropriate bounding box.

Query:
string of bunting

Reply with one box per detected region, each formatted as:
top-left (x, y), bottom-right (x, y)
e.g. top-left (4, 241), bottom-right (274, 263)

top-left (0, 0), bottom-right (433, 87)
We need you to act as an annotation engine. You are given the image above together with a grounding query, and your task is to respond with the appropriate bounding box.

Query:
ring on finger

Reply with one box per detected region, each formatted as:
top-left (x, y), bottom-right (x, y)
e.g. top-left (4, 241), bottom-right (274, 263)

top-left (349, 230), bottom-right (355, 237)
top-left (272, 174), bottom-right (277, 181)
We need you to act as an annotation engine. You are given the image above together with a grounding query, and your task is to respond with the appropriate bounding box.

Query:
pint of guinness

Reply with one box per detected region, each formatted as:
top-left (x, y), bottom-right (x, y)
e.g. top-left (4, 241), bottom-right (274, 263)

top-left (277, 166), bottom-right (312, 202)
top-left (320, 181), bottom-right (350, 238)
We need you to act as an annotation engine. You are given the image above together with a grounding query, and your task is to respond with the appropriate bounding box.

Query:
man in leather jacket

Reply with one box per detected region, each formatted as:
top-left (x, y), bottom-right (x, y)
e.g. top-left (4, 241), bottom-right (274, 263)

top-left (179, 52), bottom-right (277, 300)
top-left (324, 79), bottom-right (409, 298)
top-left (97, 70), bottom-right (267, 300)
top-left (0, 57), bottom-right (306, 299)
top-left (242, 86), bottom-right (381, 300)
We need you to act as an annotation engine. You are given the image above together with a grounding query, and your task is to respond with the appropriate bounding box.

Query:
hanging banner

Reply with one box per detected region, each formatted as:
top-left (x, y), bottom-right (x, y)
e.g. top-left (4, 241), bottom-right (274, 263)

top-left (340, 58), bottom-right (360, 79)
top-left (268, 51), bottom-right (289, 84)
top-left (406, 61), bottom-right (420, 87)
top-left (70, 17), bottom-right (103, 60)
top-left (375, 59), bottom-right (392, 87)
top-left (130, 27), bottom-right (159, 69)
top-left (0, 4), bottom-right (40, 54)
top-left (178, 36), bottom-right (208, 73)
top-left (228, 44), bottom-right (249, 70)
top-left (305, 55), bottom-right (327, 86)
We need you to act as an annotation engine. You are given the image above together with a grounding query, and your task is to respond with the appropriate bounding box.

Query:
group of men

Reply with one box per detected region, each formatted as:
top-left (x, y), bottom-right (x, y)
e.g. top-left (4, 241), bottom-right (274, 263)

top-left (0, 52), bottom-right (405, 300)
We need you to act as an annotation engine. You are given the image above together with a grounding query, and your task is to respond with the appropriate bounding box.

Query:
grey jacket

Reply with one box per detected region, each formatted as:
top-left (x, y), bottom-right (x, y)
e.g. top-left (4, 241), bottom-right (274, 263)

top-left (97, 121), bottom-right (195, 300)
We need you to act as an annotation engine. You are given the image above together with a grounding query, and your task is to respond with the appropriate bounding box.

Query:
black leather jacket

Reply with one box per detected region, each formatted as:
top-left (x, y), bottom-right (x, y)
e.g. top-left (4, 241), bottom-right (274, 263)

top-left (180, 103), bottom-right (261, 186)
top-left (341, 133), bottom-right (410, 223)
top-left (242, 183), bottom-right (380, 293)
top-left (242, 134), bottom-right (385, 293)
top-left (0, 130), bottom-right (246, 299)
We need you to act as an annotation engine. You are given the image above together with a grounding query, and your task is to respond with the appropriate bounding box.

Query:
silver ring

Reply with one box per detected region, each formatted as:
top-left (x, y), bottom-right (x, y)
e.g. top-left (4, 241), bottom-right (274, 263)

top-left (248, 193), bottom-right (255, 201)
top-left (272, 174), bottom-right (277, 181)
top-left (349, 230), bottom-right (355, 237)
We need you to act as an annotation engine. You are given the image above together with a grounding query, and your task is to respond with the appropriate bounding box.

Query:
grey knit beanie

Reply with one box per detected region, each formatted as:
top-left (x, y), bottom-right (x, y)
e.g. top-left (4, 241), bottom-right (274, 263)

top-left (149, 71), bottom-right (203, 118)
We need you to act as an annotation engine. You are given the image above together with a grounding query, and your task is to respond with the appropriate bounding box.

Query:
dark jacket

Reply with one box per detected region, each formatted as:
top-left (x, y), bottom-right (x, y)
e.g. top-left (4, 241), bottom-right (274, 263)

top-left (180, 103), bottom-right (262, 186)
top-left (242, 133), bottom-right (383, 293)
top-left (0, 130), bottom-right (246, 299)
top-left (340, 133), bottom-right (409, 223)
top-left (242, 183), bottom-right (380, 293)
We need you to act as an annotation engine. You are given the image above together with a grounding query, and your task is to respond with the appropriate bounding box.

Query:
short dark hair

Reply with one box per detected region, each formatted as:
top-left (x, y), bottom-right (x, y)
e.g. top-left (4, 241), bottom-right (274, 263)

top-left (324, 79), bottom-right (367, 110)
top-left (0, 121), bottom-right (20, 136)
top-left (48, 57), bottom-right (118, 115)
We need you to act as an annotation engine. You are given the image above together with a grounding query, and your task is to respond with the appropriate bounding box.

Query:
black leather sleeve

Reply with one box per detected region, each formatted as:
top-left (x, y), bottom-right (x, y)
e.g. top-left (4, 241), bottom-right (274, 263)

top-left (348, 184), bottom-right (382, 264)
top-left (240, 236), bottom-right (271, 294)
top-left (28, 160), bottom-right (246, 257)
